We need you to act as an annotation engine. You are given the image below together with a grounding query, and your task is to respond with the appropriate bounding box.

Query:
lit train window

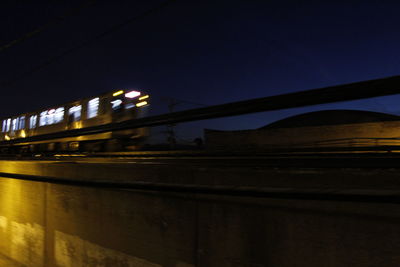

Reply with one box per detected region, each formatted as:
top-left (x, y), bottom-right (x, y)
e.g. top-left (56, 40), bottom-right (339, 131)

top-left (111, 99), bottom-right (122, 111)
top-left (12, 118), bottom-right (19, 131)
top-left (47, 109), bottom-right (55, 125)
top-left (39, 107), bottom-right (64, 126)
top-left (39, 111), bottom-right (47, 126)
top-left (29, 115), bottom-right (37, 129)
top-left (54, 108), bottom-right (64, 123)
top-left (5, 119), bottom-right (10, 132)
top-left (68, 105), bottom-right (82, 122)
top-left (88, 98), bottom-right (99, 119)
top-left (125, 103), bottom-right (135, 109)
top-left (19, 116), bottom-right (25, 130)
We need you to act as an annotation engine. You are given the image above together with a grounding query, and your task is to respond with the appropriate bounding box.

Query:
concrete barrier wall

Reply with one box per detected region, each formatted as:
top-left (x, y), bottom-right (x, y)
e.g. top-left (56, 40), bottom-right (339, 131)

top-left (0, 179), bottom-right (196, 267)
top-left (0, 161), bottom-right (400, 266)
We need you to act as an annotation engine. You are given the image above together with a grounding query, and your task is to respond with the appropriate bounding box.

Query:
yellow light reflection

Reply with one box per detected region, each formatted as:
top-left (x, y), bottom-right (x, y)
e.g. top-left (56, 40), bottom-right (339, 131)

top-left (0, 179), bottom-right (21, 220)
top-left (138, 95), bottom-right (149, 101)
top-left (20, 130), bottom-right (26, 138)
top-left (136, 101), bottom-right (148, 107)
top-left (4, 135), bottom-right (10, 141)
top-left (0, 176), bottom-right (46, 260)
top-left (75, 121), bottom-right (83, 129)
top-left (112, 90), bottom-right (124, 97)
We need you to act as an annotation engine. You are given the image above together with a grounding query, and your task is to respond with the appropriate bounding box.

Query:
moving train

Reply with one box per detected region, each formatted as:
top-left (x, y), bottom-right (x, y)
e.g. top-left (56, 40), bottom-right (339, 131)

top-left (0, 89), bottom-right (150, 152)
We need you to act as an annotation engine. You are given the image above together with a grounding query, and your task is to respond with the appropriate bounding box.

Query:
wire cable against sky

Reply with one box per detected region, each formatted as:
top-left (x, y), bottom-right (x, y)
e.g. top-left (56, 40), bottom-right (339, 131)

top-left (0, 0), bottom-right (96, 53)
top-left (0, 0), bottom-right (177, 88)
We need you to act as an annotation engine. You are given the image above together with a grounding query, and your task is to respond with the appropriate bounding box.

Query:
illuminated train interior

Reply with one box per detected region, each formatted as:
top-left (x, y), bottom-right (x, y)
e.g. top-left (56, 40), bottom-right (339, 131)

top-left (0, 90), bottom-right (150, 152)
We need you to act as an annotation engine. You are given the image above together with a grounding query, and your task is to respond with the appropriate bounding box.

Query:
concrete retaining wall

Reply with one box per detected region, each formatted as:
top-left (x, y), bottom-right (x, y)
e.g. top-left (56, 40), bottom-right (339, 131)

top-left (0, 160), bottom-right (399, 266)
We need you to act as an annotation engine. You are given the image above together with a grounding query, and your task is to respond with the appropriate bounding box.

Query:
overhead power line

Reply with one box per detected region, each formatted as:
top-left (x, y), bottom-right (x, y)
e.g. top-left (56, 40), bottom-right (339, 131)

top-left (0, 0), bottom-right (97, 53)
top-left (0, 0), bottom-right (177, 88)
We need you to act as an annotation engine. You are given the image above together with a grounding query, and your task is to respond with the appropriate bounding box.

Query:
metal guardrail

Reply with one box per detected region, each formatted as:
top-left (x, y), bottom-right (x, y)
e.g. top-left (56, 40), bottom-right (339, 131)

top-left (3, 75), bottom-right (400, 145)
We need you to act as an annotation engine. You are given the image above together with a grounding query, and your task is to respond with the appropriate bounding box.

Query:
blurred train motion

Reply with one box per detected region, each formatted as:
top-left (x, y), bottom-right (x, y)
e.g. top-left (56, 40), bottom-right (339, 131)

top-left (0, 89), bottom-right (150, 152)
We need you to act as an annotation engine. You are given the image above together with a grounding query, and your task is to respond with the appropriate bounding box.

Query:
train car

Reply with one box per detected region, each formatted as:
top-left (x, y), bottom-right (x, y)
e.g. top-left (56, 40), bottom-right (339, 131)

top-left (0, 89), bottom-right (150, 152)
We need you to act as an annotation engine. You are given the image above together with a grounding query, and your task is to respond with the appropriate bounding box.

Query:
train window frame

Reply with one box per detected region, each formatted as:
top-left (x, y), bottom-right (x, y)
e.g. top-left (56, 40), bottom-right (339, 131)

top-left (68, 105), bottom-right (82, 122)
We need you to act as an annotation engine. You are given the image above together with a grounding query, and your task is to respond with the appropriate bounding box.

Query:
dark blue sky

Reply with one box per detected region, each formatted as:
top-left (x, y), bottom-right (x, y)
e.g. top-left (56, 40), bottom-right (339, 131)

top-left (1, 1), bottom-right (400, 140)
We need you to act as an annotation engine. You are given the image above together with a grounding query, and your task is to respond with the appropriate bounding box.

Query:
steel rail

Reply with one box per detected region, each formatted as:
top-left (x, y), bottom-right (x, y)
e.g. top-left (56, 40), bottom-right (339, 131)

top-left (3, 75), bottom-right (400, 145)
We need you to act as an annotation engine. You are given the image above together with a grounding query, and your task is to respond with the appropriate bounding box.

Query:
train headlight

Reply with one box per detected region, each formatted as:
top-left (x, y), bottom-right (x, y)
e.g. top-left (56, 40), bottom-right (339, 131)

top-left (125, 90), bottom-right (141, 99)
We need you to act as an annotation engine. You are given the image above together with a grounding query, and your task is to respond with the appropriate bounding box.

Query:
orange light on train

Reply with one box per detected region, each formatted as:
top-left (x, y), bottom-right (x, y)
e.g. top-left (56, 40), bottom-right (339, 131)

top-left (136, 101), bottom-right (148, 107)
top-left (112, 90), bottom-right (124, 97)
top-left (138, 95), bottom-right (149, 101)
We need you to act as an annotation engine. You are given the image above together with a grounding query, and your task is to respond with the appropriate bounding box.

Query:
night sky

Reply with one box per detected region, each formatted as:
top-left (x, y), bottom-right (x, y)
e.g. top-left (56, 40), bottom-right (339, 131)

top-left (2, 1), bottom-right (400, 141)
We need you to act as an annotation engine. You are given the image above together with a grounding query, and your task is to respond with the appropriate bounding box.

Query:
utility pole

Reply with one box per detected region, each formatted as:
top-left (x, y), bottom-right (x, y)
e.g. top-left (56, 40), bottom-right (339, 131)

top-left (162, 97), bottom-right (206, 149)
